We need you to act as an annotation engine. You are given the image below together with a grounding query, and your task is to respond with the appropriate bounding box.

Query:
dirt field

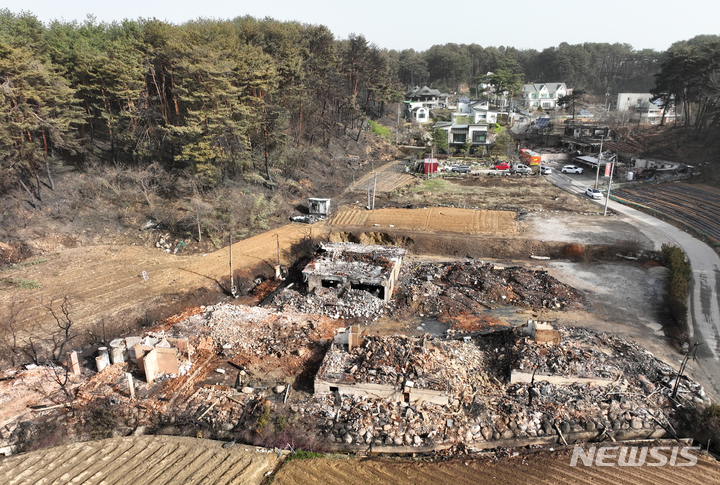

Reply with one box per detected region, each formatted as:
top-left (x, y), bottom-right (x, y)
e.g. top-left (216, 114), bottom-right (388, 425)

top-left (272, 448), bottom-right (720, 485)
top-left (0, 223), bottom-right (328, 344)
top-left (346, 160), bottom-right (415, 193)
top-left (330, 208), bottom-right (518, 235)
top-left (382, 175), bottom-right (603, 213)
top-left (0, 435), bottom-right (283, 484)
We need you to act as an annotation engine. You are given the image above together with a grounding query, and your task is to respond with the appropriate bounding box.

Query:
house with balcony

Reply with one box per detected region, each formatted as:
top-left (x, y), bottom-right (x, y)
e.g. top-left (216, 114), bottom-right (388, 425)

top-left (637, 102), bottom-right (676, 125)
top-left (520, 83), bottom-right (568, 110)
top-left (452, 99), bottom-right (498, 125)
top-left (405, 86), bottom-right (450, 110)
top-left (434, 121), bottom-right (491, 154)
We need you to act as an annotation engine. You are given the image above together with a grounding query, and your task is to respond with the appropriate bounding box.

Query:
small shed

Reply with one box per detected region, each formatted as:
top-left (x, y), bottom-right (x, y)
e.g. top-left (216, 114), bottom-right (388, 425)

top-left (308, 198), bottom-right (331, 216)
top-left (423, 158), bottom-right (438, 174)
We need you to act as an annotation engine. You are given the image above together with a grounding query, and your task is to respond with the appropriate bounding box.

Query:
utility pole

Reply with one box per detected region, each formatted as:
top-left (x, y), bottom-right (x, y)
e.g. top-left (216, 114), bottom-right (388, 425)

top-left (276, 232), bottom-right (280, 266)
top-left (396, 103), bottom-right (400, 145)
top-left (594, 134), bottom-right (604, 189)
top-left (672, 343), bottom-right (700, 399)
top-left (603, 160), bottom-right (615, 216)
top-left (366, 179), bottom-right (371, 209)
top-left (229, 233), bottom-right (236, 297)
top-left (372, 172), bottom-right (377, 210)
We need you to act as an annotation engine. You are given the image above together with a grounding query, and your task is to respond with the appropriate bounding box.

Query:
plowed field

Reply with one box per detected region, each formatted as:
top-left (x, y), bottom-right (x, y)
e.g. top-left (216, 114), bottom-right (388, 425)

top-left (274, 449), bottom-right (720, 485)
top-left (612, 183), bottom-right (720, 243)
top-left (346, 160), bottom-right (415, 193)
top-left (0, 436), bottom-right (283, 485)
top-left (330, 208), bottom-right (518, 235)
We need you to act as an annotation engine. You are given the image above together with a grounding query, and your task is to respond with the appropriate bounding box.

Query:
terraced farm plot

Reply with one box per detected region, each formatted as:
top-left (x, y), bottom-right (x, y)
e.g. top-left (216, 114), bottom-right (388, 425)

top-left (274, 449), bottom-right (720, 485)
top-left (612, 183), bottom-right (720, 243)
top-left (330, 208), bottom-right (518, 235)
top-left (347, 160), bottom-right (415, 193)
top-left (0, 436), bottom-right (283, 485)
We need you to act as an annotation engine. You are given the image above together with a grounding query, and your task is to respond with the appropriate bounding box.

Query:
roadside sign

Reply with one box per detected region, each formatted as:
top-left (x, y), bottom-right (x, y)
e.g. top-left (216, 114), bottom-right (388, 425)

top-left (604, 163), bottom-right (612, 176)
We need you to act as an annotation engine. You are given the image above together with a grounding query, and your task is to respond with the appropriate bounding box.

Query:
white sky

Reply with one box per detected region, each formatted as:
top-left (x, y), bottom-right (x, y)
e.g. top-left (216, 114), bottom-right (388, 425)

top-left (6, 0), bottom-right (718, 52)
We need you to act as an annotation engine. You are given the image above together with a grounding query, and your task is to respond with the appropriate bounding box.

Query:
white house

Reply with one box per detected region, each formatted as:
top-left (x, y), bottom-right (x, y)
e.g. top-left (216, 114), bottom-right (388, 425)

top-left (616, 93), bottom-right (652, 111)
top-left (637, 101), bottom-right (676, 125)
top-left (405, 86), bottom-right (450, 110)
top-left (410, 106), bottom-right (431, 124)
top-left (452, 99), bottom-right (498, 124)
top-left (434, 121), bottom-right (491, 152)
top-left (520, 83), bottom-right (568, 109)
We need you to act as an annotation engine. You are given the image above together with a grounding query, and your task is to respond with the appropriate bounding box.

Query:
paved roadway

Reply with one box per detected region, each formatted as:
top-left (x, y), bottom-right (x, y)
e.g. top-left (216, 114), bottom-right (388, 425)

top-left (546, 165), bottom-right (720, 398)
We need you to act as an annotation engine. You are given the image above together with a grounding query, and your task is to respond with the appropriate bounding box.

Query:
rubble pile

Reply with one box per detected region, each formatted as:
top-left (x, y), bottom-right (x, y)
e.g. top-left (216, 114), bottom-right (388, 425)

top-left (307, 328), bottom-right (706, 448)
top-left (393, 261), bottom-right (587, 317)
top-left (319, 336), bottom-right (495, 404)
top-left (171, 304), bottom-right (325, 358)
top-left (316, 394), bottom-right (487, 447)
top-left (513, 327), bottom-right (707, 401)
top-left (269, 286), bottom-right (389, 320)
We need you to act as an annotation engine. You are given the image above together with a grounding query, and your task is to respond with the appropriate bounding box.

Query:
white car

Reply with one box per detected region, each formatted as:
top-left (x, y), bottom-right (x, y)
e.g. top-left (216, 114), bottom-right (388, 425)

top-left (585, 187), bottom-right (603, 199)
top-left (540, 166), bottom-right (552, 175)
top-left (562, 165), bottom-right (584, 174)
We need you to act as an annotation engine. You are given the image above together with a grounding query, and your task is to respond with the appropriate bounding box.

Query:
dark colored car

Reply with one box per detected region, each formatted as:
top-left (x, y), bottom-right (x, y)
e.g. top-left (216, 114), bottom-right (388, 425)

top-left (451, 165), bottom-right (471, 173)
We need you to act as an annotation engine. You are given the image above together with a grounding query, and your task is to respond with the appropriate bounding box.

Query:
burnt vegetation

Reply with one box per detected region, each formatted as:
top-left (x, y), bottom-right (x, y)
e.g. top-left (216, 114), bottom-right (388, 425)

top-left (1, 10), bottom-right (719, 258)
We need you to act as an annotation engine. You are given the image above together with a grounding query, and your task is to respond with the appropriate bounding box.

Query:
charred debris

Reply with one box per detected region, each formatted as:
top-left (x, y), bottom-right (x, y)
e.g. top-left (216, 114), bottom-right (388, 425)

top-left (0, 243), bottom-right (708, 457)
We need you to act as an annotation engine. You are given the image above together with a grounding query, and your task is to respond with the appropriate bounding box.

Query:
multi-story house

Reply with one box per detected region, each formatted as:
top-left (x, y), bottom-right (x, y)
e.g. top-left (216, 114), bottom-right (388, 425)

top-left (520, 83), bottom-right (568, 109)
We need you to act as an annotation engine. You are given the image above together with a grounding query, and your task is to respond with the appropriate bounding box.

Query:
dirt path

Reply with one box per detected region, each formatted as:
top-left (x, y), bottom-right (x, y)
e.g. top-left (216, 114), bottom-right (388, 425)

top-left (0, 436), bottom-right (283, 485)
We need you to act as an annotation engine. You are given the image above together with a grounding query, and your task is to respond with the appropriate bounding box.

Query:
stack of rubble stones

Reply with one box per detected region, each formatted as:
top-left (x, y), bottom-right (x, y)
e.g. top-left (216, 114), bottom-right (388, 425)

top-left (309, 328), bottom-right (705, 448)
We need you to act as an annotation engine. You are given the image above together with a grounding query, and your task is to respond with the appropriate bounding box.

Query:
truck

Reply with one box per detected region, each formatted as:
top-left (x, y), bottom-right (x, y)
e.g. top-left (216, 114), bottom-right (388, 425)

top-left (511, 163), bottom-right (532, 174)
top-left (519, 149), bottom-right (541, 166)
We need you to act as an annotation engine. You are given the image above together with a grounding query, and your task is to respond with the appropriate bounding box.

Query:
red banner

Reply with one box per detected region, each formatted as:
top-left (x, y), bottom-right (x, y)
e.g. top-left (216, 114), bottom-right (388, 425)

top-left (604, 163), bottom-right (612, 176)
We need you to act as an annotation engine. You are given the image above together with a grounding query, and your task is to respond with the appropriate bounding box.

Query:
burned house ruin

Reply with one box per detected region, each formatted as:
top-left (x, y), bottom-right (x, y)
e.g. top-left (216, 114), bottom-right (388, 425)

top-left (314, 330), bottom-right (487, 406)
top-left (302, 243), bottom-right (406, 301)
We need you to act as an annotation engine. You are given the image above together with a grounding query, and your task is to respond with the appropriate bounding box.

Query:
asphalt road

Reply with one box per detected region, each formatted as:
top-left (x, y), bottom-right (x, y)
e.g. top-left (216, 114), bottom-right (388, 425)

top-left (547, 166), bottom-right (720, 398)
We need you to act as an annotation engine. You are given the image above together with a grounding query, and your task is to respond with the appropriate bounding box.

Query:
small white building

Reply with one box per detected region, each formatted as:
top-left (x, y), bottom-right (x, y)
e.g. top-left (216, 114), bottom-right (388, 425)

top-left (410, 106), bottom-right (431, 123)
top-left (616, 93), bottom-right (652, 111)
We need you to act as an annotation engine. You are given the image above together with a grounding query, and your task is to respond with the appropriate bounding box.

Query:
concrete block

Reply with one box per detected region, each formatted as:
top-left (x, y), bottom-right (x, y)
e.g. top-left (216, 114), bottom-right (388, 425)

top-left (67, 351), bottom-right (81, 376)
top-left (133, 345), bottom-right (154, 373)
top-left (167, 337), bottom-right (190, 354)
top-left (534, 329), bottom-right (561, 345)
top-left (143, 349), bottom-right (160, 384)
top-left (154, 347), bottom-right (179, 375)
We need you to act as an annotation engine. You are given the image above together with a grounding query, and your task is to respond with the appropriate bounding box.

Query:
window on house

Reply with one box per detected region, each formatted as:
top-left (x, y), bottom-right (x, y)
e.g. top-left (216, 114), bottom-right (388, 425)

top-left (418, 112), bottom-right (426, 119)
top-left (532, 94), bottom-right (538, 99)
top-left (453, 134), bottom-right (466, 143)
top-left (472, 133), bottom-right (486, 143)
top-left (542, 102), bottom-right (551, 108)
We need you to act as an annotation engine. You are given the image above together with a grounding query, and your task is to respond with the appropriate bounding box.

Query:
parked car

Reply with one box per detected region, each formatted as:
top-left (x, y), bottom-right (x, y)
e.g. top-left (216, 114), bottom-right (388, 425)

top-left (585, 187), bottom-right (603, 199)
top-left (511, 163), bottom-right (532, 174)
top-left (561, 165), bottom-right (584, 174)
top-left (494, 162), bottom-right (510, 170)
top-left (540, 166), bottom-right (552, 175)
top-left (451, 165), bottom-right (471, 173)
